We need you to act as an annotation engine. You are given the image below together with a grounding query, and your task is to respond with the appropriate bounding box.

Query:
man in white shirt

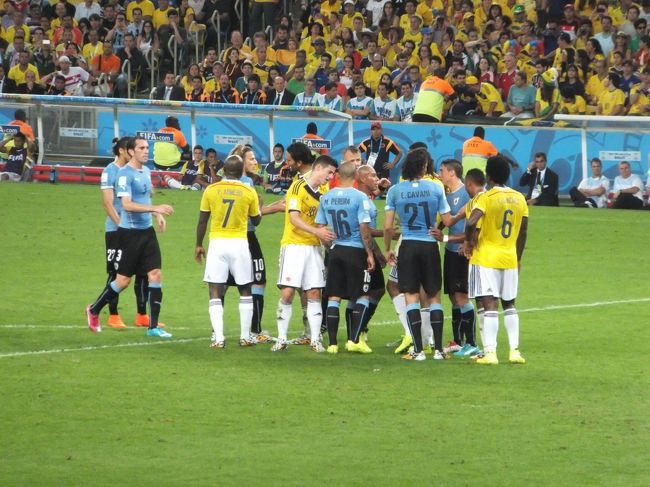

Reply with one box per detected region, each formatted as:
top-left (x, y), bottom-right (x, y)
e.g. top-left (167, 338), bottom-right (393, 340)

top-left (370, 82), bottom-right (398, 120)
top-left (292, 78), bottom-right (323, 107)
top-left (43, 56), bottom-right (91, 95)
top-left (366, 0), bottom-right (389, 28)
top-left (396, 80), bottom-right (418, 122)
top-left (75, 0), bottom-right (102, 22)
top-left (569, 157), bottom-right (610, 208)
top-left (611, 160), bottom-right (644, 209)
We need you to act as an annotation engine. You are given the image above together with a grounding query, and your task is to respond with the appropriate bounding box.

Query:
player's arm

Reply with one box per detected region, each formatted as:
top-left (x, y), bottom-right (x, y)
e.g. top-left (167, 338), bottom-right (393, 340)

top-left (102, 188), bottom-right (120, 226)
top-left (261, 196), bottom-right (285, 214)
top-left (120, 195), bottom-right (174, 216)
top-left (359, 222), bottom-right (375, 271)
top-left (195, 210), bottom-right (210, 263)
top-left (385, 143), bottom-right (402, 170)
top-left (383, 209), bottom-right (397, 265)
top-left (516, 216), bottom-right (528, 264)
top-left (289, 211), bottom-right (336, 242)
top-left (462, 208), bottom-right (484, 258)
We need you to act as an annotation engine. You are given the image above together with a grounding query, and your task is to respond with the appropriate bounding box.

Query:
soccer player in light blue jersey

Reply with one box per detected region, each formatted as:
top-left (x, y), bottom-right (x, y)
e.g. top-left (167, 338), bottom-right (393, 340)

top-left (86, 136), bottom-right (174, 338)
top-left (315, 161), bottom-right (375, 354)
top-left (384, 148), bottom-right (453, 361)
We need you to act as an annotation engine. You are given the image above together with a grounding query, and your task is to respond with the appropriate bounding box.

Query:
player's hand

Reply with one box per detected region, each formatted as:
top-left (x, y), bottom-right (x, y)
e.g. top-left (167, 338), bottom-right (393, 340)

top-left (386, 250), bottom-right (397, 267)
top-left (315, 226), bottom-right (336, 242)
top-left (460, 242), bottom-right (473, 259)
top-left (527, 161), bottom-right (535, 171)
top-left (366, 253), bottom-right (375, 272)
top-left (156, 214), bottom-right (166, 232)
top-left (429, 228), bottom-right (443, 241)
top-left (155, 204), bottom-right (174, 216)
top-left (195, 246), bottom-right (205, 263)
top-left (378, 177), bottom-right (391, 189)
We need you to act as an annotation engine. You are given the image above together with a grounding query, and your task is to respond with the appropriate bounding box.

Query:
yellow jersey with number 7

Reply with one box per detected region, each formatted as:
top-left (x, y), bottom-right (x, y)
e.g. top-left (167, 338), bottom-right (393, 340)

top-left (469, 186), bottom-right (528, 269)
top-left (200, 180), bottom-right (260, 239)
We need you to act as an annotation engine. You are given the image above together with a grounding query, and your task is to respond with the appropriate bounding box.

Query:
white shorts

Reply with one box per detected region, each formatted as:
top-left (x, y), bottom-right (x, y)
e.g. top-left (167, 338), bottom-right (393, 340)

top-left (468, 265), bottom-right (518, 301)
top-left (0, 172), bottom-right (21, 181)
top-left (204, 238), bottom-right (253, 285)
top-left (278, 244), bottom-right (326, 290)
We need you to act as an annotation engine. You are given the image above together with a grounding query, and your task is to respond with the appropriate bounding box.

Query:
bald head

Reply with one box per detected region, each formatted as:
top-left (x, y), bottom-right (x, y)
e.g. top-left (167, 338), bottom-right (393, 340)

top-left (223, 155), bottom-right (244, 179)
top-left (338, 161), bottom-right (357, 181)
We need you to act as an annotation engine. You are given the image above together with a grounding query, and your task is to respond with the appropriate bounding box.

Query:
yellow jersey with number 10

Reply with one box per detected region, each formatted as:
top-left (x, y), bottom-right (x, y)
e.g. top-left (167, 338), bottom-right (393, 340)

top-left (200, 180), bottom-right (260, 239)
top-left (281, 178), bottom-right (324, 247)
top-left (469, 186), bottom-right (528, 269)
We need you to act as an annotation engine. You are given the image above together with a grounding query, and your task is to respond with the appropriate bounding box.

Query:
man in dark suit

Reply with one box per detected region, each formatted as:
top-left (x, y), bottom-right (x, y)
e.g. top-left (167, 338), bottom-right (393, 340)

top-left (154, 71), bottom-right (185, 101)
top-left (265, 75), bottom-right (295, 106)
top-left (0, 65), bottom-right (17, 94)
top-left (519, 151), bottom-right (559, 206)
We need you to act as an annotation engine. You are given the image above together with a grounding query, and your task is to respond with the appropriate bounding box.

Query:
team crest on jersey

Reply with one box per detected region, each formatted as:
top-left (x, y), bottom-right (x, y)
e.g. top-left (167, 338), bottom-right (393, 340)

top-left (255, 272), bottom-right (262, 281)
top-left (453, 197), bottom-right (460, 206)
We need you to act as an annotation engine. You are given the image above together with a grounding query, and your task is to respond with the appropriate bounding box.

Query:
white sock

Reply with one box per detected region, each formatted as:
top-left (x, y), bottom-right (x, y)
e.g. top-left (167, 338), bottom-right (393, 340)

top-left (392, 294), bottom-right (409, 335)
top-left (302, 305), bottom-right (310, 337)
top-left (307, 300), bottom-right (322, 343)
top-left (483, 311), bottom-right (499, 353)
top-left (504, 308), bottom-right (519, 350)
top-left (165, 176), bottom-right (182, 189)
top-left (239, 296), bottom-right (254, 340)
top-left (477, 308), bottom-right (485, 347)
top-left (208, 298), bottom-right (224, 342)
top-left (277, 300), bottom-right (292, 341)
top-left (420, 308), bottom-right (432, 346)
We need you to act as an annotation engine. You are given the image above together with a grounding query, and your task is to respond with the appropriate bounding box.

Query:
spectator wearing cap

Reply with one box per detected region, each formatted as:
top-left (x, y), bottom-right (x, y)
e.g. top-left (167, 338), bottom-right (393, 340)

top-left (456, 12), bottom-right (476, 44)
top-left (534, 68), bottom-right (561, 120)
top-left (358, 121), bottom-right (402, 183)
top-left (239, 73), bottom-right (267, 104)
top-left (75, 0), bottom-right (103, 23)
top-left (341, 1), bottom-right (360, 30)
top-left (41, 55), bottom-right (91, 96)
top-left (511, 5), bottom-right (530, 36)
top-left (597, 72), bottom-right (625, 115)
top-left (559, 4), bottom-right (579, 39)
top-left (412, 68), bottom-right (455, 122)
top-left (363, 53), bottom-right (390, 96)
top-left (306, 37), bottom-right (335, 74)
top-left (466, 73), bottom-right (505, 117)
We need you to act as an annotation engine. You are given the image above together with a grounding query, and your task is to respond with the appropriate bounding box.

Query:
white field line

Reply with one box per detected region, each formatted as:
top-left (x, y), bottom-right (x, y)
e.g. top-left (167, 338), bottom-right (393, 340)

top-left (1, 296), bottom-right (648, 359)
top-left (0, 324), bottom-right (192, 330)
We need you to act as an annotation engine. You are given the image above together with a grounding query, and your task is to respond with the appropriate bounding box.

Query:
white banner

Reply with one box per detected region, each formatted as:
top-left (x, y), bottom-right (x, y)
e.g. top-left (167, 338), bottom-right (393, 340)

top-left (59, 127), bottom-right (98, 138)
top-left (214, 135), bottom-right (253, 145)
top-left (599, 151), bottom-right (641, 162)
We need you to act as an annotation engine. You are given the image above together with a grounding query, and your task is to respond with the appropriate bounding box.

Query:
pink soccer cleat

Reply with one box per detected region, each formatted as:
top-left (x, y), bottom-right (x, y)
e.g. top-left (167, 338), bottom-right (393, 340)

top-left (86, 305), bottom-right (102, 333)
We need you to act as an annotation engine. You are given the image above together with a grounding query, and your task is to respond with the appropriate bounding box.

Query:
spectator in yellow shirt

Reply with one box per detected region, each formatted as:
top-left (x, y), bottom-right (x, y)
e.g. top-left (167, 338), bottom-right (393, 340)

top-left (559, 86), bottom-right (587, 114)
top-left (417, 0), bottom-right (445, 27)
top-left (628, 66), bottom-right (650, 116)
top-left (127, 0), bottom-right (155, 22)
top-left (585, 59), bottom-right (608, 104)
top-left (363, 53), bottom-right (390, 96)
top-left (399, 0), bottom-right (418, 30)
top-left (466, 75), bottom-right (505, 117)
top-left (3, 11), bottom-right (31, 43)
top-left (597, 72), bottom-right (626, 115)
top-left (8, 52), bottom-right (40, 86)
top-left (153, 0), bottom-right (173, 29)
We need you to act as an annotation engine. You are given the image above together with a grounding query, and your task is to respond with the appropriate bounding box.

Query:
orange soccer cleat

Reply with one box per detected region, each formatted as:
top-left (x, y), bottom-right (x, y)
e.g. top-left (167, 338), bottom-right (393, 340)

top-left (134, 313), bottom-right (165, 328)
top-left (106, 314), bottom-right (127, 329)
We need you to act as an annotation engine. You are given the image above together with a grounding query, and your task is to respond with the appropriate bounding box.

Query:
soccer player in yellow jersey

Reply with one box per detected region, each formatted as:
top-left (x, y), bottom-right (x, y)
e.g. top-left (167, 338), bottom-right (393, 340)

top-left (195, 155), bottom-right (262, 348)
top-left (271, 155), bottom-right (337, 353)
top-left (463, 156), bottom-right (528, 365)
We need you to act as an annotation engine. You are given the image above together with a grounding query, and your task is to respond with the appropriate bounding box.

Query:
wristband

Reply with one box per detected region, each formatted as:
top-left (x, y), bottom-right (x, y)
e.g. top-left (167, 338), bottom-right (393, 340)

top-left (443, 235), bottom-right (449, 243)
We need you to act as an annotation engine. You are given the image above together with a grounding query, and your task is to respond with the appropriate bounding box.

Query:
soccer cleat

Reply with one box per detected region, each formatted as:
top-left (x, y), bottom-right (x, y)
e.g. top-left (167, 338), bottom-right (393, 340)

top-left (239, 337), bottom-right (256, 347)
top-left (394, 335), bottom-right (413, 354)
top-left (134, 314), bottom-right (165, 328)
top-left (86, 305), bottom-right (102, 333)
top-left (289, 335), bottom-right (311, 345)
top-left (402, 351), bottom-right (426, 361)
top-left (443, 341), bottom-right (461, 354)
top-left (270, 339), bottom-right (288, 352)
top-left (433, 350), bottom-right (447, 360)
top-left (310, 341), bottom-right (326, 353)
top-left (210, 340), bottom-right (225, 349)
top-left (326, 344), bottom-right (339, 354)
top-left (475, 351), bottom-right (499, 365)
top-left (251, 333), bottom-right (272, 344)
top-left (146, 327), bottom-right (172, 339)
top-left (345, 340), bottom-right (372, 354)
top-left (509, 349), bottom-right (526, 364)
top-left (453, 343), bottom-right (481, 358)
top-left (106, 314), bottom-right (127, 329)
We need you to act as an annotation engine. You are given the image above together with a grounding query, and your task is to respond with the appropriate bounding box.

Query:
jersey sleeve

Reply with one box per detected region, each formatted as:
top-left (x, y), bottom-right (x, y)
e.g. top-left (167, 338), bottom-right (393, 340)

top-left (358, 139), bottom-right (368, 154)
top-left (314, 201), bottom-right (327, 225)
top-left (437, 187), bottom-right (451, 214)
top-left (248, 188), bottom-right (261, 217)
top-left (473, 191), bottom-right (487, 215)
top-left (386, 139), bottom-right (399, 155)
top-left (385, 186), bottom-right (396, 211)
top-left (100, 166), bottom-right (115, 190)
top-left (358, 194), bottom-right (372, 224)
top-left (175, 130), bottom-right (188, 148)
top-left (287, 190), bottom-right (301, 213)
top-left (116, 170), bottom-right (132, 199)
top-left (199, 188), bottom-right (211, 212)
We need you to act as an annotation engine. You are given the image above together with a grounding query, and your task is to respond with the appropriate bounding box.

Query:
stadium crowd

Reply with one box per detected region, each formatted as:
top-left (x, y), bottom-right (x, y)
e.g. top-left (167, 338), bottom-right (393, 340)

top-left (1, 0), bottom-right (649, 122)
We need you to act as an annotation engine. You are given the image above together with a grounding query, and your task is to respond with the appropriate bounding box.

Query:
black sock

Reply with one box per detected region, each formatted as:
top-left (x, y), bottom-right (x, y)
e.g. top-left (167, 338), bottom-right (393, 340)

top-left (148, 286), bottom-right (162, 329)
top-left (326, 303), bottom-right (340, 346)
top-left (106, 273), bottom-right (119, 315)
top-left (252, 293), bottom-right (264, 334)
top-left (351, 300), bottom-right (369, 343)
top-left (320, 294), bottom-right (329, 334)
top-left (363, 300), bottom-right (378, 333)
top-left (90, 282), bottom-right (120, 315)
top-left (406, 307), bottom-right (423, 353)
top-left (135, 274), bottom-right (148, 314)
top-left (460, 308), bottom-right (476, 346)
top-left (452, 306), bottom-right (461, 344)
top-left (430, 308), bottom-right (444, 352)
top-left (345, 303), bottom-right (354, 341)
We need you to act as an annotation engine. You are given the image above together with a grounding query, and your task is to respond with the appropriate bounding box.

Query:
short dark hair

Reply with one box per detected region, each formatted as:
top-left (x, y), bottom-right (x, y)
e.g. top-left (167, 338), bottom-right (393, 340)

top-left (14, 109), bottom-right (27, 121)
top-left (486, 155), bottom-right (511, 185)
top-left (473, 126), bottom-right (485, 138)
top-left (313, 154), bottom-right (337, 169)
top-left (324, 81), bottom-right (338, 91)
top-left (127, 136), bottom-right (147, 151)
top-left (591, 157), bottom-right (602, 166)
top-left (441, 159), bottom-right (463, 179)
top-left (534, 152), bottom-right (547, 161)
top-left (194, 145), bottom-right (204, 151)
top-left (274, 143), bottom-right (284, 151)
top-left (306, 122), bottom-right (318, 134)
top-left (206, 148), bottom-right (217, 156)
top-left (113, 136), bottom-right (131, 156)
top-left (465, 168), bottom-right (485, 186)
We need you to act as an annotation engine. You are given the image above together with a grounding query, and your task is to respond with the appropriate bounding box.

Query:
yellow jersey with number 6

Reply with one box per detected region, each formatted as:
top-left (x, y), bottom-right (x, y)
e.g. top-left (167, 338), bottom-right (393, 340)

top-left (200, 180), bottom-right (260, 239)
top-left (469, 186), bottom-right (528, 269)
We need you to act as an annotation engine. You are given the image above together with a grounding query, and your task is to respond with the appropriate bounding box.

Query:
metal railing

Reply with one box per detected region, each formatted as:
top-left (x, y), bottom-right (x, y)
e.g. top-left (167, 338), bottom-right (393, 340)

top-left (210, 9), bottom-right (222, 55)
top-left (121, 59), bottom-right (132, 98)
top-left (234, 0), bottom-right (243, 34)
top-left (145, 47), bottom-right (158, 95)
top-left (265, 25), bottom-right (273, 44)
top-left (168, 35), bottom-right (178, 76)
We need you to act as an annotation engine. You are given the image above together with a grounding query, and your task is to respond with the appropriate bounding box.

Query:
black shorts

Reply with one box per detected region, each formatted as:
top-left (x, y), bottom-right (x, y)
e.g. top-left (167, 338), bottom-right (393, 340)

top-left (443, 248), bottom-right (469, 295)
top-left (325, 245), bottom-right (371, 301)
top-left (369, 263), bottom-right (385, 291)
top-left (105, 231), bottom-right (120, 274)
top-left (397, 240), bottom-right (442, 295)
top-left (227, 231), bottom-right (266, 286)
top-left (115, 227), bottom-right (161, 277)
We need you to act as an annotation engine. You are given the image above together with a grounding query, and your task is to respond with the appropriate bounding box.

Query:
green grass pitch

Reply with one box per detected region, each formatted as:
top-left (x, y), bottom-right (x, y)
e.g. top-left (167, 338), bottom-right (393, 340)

top-left (0, 183), bottom-right (648, 486)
